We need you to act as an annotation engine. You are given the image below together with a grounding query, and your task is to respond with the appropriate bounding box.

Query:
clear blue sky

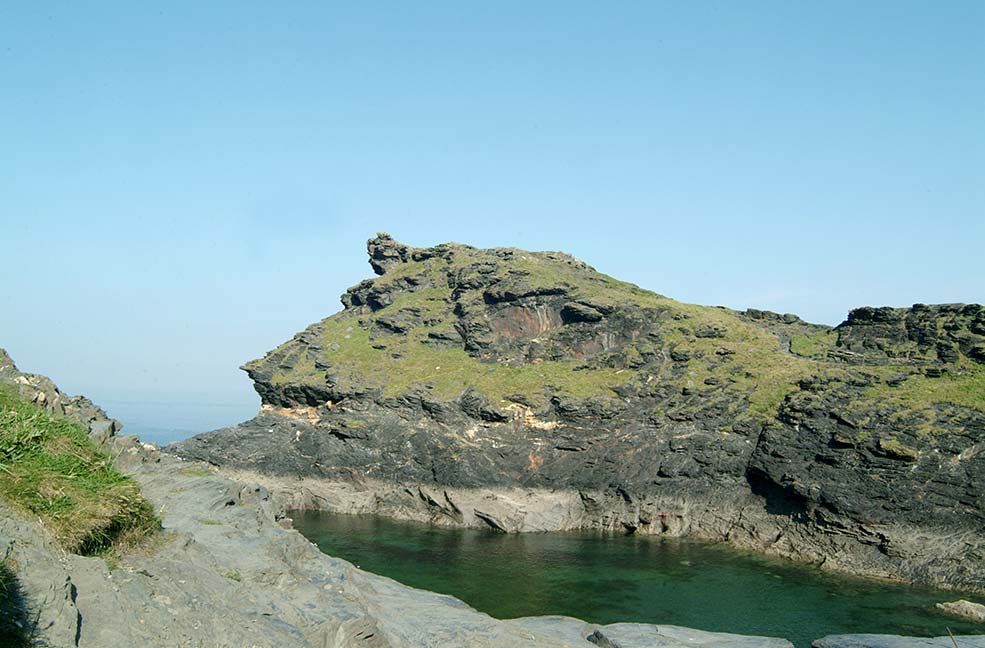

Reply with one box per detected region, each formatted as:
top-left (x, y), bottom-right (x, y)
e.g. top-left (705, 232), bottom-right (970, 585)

top-left (1, 2), bottom-right (982, 441)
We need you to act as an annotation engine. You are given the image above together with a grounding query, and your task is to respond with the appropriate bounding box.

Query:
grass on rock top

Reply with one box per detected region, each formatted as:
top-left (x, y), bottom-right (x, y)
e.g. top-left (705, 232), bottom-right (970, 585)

top-left (790, 330), bottom-right (838, 359)
top-left (263, 245), bottom-right (985, 422)
top-left (267, 250), bottom-right (838, 416)
top-left (0, 384), bottom-right (158, 555)
top-left (874, 364), bottom-right (985, 412)
top-left (312, 315), bottom-right (631, 404)
top-left (267, 249), bottom-right (658, 406)
top-left (858, 363), bottom-right (985, 423)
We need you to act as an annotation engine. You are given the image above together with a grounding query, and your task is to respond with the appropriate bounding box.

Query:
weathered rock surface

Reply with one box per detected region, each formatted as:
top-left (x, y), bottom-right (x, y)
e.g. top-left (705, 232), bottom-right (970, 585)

top-left (0, 350), bottom-right (808, 648)
top-left (511, 617), bottom-right (796, 648)
top-left (168, 235), bottom-right (985, 593)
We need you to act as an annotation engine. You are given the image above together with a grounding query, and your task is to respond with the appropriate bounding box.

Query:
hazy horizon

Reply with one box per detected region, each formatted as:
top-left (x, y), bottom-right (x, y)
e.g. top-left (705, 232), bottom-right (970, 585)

top-left (2, 3), bottom-right (982, 441)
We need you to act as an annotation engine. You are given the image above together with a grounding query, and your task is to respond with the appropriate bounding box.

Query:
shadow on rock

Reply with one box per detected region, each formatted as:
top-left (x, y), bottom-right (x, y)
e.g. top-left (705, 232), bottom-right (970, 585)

top-left (0, 561), bottom-right (33, 648)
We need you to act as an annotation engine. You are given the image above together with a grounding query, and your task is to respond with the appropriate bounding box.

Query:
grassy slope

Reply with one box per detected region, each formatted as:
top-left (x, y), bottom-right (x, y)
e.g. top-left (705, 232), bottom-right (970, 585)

top-left (270, 249), bottom-right (648, 402)
top-left (0, 384), bottom-right (158, 554)
top-left (263, 246), bottom-right (985, 422)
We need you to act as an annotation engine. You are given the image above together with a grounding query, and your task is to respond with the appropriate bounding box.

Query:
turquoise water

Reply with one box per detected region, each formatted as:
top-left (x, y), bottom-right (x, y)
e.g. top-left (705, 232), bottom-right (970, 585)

top-left (293, 511), bottom-right (984, 647)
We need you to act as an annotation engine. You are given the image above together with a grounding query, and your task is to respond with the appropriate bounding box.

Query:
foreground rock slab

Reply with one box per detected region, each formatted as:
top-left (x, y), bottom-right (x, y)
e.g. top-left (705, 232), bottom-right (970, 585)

top-left (814, 636), bottom-right (985, 648)
top-left (2, 447), bottom-right (801, 648)
top-left (511, 617), bottom-right (795, 648)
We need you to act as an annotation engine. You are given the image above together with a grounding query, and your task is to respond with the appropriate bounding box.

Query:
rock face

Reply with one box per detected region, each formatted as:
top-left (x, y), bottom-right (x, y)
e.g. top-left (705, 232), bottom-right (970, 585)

top-left (169, 234), bottom-right (985, 593)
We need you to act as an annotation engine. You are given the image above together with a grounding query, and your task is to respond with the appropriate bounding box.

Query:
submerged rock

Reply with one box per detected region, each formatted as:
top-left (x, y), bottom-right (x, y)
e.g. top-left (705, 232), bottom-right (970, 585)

top-left (936, 599), bottom-right (985, 623)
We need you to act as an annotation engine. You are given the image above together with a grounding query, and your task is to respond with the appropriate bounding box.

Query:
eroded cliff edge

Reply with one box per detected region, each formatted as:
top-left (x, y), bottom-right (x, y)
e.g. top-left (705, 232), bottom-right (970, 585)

top-left (170, 234), bottom-right (985, 593)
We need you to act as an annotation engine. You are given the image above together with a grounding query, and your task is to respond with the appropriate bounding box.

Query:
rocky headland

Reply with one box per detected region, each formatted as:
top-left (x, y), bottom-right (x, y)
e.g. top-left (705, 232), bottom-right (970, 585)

top-left (170, 234), bottom-right (985, 594)
top-left (1, 312), bottom-right (983, 644)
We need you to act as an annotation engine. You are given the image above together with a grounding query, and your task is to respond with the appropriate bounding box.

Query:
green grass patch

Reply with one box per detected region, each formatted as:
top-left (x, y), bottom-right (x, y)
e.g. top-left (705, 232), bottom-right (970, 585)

top-left (878, 437), bottom-right (920, 460)
top-left (790, 330), bottom-right (838, 358)
top-left (385, 286), bottom-right (453, 318)
top-left (0, 385), bottom-right (159, 555)
top-left (318, 314), bottom-right (630, 404)
top-left (659, 304), bottom-right (825, 419)
top-left (271, 346), bottom-right (318, 386)
top-left (864, 365), bottom-right (985, 414)
top-left (258, 243), bottom-right (985, 427)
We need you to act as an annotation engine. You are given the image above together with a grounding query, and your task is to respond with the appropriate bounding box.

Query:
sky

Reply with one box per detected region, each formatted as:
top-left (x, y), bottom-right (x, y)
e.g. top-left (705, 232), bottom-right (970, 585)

top-left (1, 2), bottom-right (982, 443)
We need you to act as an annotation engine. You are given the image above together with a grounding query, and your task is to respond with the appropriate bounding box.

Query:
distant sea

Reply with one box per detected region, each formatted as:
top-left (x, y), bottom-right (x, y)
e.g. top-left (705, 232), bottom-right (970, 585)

top-left (98, 398), bottom-right (259, 446)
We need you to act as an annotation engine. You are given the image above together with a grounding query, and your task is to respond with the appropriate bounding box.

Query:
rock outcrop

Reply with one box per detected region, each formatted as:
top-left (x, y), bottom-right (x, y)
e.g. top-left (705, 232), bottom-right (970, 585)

top-left (0, 349), bottom-right (123, 445)
top-left (168, 234), bottom-right (985, 593)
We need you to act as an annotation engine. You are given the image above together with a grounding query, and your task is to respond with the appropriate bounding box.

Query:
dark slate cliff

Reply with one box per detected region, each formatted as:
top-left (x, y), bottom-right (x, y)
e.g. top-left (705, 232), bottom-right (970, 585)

top-left (169, 234), bottom-right (985, 592)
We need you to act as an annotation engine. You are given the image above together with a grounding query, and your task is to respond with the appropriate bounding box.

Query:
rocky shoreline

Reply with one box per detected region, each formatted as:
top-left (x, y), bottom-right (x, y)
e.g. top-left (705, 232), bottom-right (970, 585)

top-left (2, 350), bottom-right (982, 646)
top-left (170, 235), bottom-right (985, 595)
top-left (6, 448), bottom-right (978, 648)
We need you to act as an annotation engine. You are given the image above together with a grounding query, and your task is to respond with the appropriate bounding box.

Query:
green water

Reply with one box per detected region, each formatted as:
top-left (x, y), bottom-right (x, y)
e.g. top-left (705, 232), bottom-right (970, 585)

top-left (293, 511), bottom-right (983, 647)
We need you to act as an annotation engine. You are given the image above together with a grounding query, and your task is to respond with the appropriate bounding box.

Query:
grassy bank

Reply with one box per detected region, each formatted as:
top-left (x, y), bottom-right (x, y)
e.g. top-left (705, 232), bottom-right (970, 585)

top-left (0, 384), bottom-right (158, 554)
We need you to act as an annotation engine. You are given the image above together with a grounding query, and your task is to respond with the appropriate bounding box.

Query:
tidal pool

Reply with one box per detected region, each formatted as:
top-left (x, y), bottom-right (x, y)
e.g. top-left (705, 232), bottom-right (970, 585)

top-left (293, 510), bottom-right (983, 647)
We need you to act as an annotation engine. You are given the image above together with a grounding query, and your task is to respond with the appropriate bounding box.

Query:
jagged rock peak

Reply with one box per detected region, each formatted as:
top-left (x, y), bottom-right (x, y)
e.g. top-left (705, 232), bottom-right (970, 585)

top-left (365, 232), bottom-right (595, 277)
top-left (367, 232), bottom-right (412, 275)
